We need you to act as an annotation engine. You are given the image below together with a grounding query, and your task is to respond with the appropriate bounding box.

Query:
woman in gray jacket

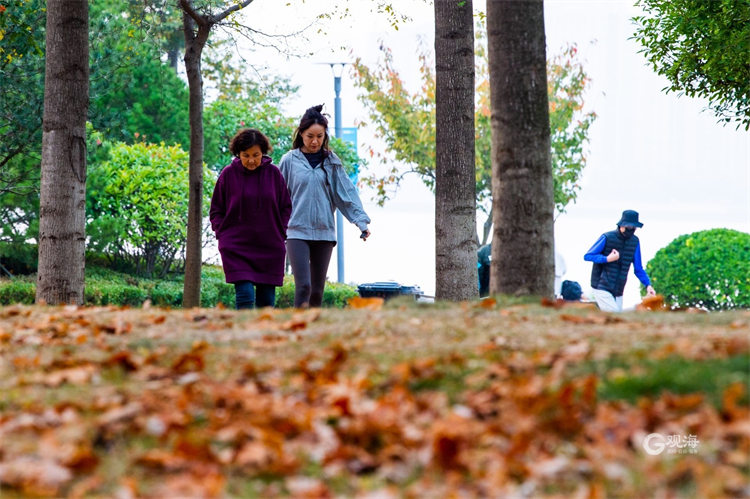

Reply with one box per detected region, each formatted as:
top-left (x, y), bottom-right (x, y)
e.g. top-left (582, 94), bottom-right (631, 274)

top-left (279, 105), bottom-right (371, 308)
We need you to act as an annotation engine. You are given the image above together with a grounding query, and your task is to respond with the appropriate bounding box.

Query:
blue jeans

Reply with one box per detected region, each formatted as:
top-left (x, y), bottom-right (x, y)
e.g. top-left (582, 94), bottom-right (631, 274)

top-left (234, 281), bottom-right (276, 309)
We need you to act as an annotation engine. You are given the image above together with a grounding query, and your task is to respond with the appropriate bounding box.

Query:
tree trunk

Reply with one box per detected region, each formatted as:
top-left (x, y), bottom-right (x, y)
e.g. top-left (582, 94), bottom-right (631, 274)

top-left (181, 11), bottom-right (209, 308)
top-left (36, 0), bottom-right (89, 305)
top-left (482, 212), bottom-right (492, 245)
top-left (179, 0), bottom-right (254, 308)
top-left (434, 0), bottom-right (477, 301)
top-left (487, 0), bottom-right (554, 297)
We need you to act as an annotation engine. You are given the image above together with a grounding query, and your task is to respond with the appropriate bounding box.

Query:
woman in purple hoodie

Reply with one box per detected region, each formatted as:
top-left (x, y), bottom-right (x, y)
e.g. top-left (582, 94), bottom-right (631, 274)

top-left (210, 128), bottom-right (292, 309)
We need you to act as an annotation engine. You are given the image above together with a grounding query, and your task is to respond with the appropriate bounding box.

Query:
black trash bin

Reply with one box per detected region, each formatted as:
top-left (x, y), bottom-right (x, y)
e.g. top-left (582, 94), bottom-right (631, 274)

top-left (357, 281), bottom-right (423, 301)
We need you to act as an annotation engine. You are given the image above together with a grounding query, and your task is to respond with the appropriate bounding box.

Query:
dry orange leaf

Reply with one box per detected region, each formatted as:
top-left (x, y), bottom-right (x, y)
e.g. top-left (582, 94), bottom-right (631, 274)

top-left (636, 294), bottom-right (666, 311)
top-left (477, 297), bottom-right (497, 309)
top-left (171, 352), bottom-right (205, 373)
top-left (347, 296), bottom-right (384, 310)
top-left (0, 457), bottom-right (72, 497)
top-left (540, 297), bottom-right (564, 309)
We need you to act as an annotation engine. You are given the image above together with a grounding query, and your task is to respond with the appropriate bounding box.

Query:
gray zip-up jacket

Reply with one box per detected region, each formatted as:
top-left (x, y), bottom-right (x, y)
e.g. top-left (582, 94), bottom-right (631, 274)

top-left (279, 149), bottom-right (370, 242)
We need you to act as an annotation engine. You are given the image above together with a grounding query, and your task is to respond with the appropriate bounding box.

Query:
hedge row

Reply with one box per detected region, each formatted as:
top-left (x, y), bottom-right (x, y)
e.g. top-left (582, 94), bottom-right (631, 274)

top-left (0, 266), bottom-right (359, 309)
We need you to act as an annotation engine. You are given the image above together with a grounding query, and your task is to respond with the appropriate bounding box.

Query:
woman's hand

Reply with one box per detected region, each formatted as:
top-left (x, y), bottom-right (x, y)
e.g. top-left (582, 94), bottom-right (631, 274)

top-left (360, 229), bottom-right (371, 241)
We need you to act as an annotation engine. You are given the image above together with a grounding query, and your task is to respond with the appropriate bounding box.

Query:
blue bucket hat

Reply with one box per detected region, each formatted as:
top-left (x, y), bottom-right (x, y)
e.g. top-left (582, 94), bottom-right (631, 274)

top-left (617, 209), bottom-right (643, 228)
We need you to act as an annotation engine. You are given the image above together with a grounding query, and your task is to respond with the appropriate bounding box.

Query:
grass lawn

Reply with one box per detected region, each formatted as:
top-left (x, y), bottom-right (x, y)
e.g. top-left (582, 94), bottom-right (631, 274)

top-left (0, 298), bottom-right (748, 497)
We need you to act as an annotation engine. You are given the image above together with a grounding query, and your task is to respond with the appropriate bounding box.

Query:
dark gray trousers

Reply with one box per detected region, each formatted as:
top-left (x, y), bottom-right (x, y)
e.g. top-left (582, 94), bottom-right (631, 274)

top-left (286, 239), bottom-right (335, 308)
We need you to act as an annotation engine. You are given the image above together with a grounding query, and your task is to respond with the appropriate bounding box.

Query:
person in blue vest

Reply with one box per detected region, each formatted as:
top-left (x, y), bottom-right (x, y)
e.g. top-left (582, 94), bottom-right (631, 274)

top-left (584, 209), bottom-right (656, 312)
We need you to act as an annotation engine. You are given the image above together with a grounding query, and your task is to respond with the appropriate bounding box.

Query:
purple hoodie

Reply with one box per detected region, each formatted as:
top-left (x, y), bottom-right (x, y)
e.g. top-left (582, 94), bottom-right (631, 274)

top-left (210, 156), bottom-right (292, 285)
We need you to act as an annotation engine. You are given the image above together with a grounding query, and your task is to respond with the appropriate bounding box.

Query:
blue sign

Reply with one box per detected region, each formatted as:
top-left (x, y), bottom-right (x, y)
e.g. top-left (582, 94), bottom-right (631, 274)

top-left (336, 127), bottom-right (359, 184)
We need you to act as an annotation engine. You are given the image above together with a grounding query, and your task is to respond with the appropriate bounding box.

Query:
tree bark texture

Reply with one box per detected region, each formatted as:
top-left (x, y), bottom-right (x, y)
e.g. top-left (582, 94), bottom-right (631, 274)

top-left (36, 0), bottom-right (89, 305)
top-left (487, 0), bottom-right (555, 298)
top-left (181, 11), bottom-right (209, 308)
top-left (434, 0), bottom-right (478, 301)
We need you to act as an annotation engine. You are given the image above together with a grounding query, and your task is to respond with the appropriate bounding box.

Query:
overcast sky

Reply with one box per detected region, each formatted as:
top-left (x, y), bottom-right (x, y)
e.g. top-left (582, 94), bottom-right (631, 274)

top-left (230, 0), bottom-right (749, 307)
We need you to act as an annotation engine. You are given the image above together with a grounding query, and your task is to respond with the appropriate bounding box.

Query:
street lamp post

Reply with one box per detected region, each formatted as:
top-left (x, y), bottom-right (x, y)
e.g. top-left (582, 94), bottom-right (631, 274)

top-left (329, 63), bottom-right (346, 283)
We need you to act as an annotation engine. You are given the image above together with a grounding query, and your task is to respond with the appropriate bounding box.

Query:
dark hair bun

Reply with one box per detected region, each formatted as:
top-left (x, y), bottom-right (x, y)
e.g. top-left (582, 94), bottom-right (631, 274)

top-left (304, 104), bottom-right (326, 119)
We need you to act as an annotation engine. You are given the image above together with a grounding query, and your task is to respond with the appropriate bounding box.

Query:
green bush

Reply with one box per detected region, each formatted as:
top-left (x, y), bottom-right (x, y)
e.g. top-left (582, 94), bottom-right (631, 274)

top-left (86, 141), bottom-right (215, 278)
top-left (276, 275), bottom-right (359, 308)
top-left (647, 228), bottom-right (750, 310)
top-left (85, 282), bottom-right (148, 307)
top-left (0, 278), bottom-right (35, 305)
top-left (150, 281), bottom-right (183, 308)
top-left (0, 263), bottom-right (359, 309)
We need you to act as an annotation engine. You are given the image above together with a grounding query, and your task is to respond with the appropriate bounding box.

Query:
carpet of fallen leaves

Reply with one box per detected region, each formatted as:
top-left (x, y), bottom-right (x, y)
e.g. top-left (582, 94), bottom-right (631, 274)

top-left (0, 297), bottom-right (748, 498)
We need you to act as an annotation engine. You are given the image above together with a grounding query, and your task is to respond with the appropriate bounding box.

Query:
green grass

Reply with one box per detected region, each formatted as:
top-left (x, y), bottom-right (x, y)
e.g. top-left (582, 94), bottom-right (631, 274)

top-left (587, 354), bottom-right (749, 408)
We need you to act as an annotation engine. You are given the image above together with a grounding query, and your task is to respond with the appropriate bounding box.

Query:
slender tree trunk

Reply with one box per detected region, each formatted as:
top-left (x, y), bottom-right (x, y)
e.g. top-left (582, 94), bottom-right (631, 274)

top-left (36, 0), bottom-right (89, 305)
top-left (179, 0), bottom-right (255, 308)
top-left (487, 0), bottom-right (554, 297)
top-left (482, 213), bottom-right (492, 245)
top-left (434, 0), bottom-right (477, 301)
top-left (181, 12), bottom-right (210, 308)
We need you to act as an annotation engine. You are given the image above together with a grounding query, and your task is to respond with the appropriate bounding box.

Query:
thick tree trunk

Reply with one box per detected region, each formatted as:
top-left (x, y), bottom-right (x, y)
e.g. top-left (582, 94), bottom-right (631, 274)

top-left (434, 0), bottom-right (477, 301)
top-left (487, 0), bottom-right (554, 297)
top-left (181, 13), bottom-right (209, 308)
top-left (36, 0), bottom-right (89, 305)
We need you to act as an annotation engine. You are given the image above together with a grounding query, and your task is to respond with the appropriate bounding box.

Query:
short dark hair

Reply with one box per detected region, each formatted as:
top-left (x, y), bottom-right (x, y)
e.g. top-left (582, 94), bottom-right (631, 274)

top-left (292, 104), bottom-right (330, 152)
top-left (229, 128), bottom-right (271, 156)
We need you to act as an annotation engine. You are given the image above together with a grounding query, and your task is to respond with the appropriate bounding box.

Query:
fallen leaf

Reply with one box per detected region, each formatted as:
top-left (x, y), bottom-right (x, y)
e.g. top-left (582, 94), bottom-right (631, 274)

top-left (347, 296), bottom-right (384, 310)
top-left (172, 352), bottom-right (205, 373)
top-left (636, 295), bottom-right (666, 311)
top-left (0, 457), bottom-right (72, 496)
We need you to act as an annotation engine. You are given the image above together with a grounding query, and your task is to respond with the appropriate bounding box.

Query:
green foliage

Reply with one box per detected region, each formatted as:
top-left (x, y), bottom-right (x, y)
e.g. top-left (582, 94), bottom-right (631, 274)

top-left (199, 265), bottom-right (235, 308)
top-left (0, 242), bottom-right (38, 275)
top-left (547, 46), bottom-right (597, 215)
top-left (646, 229), bottom-right (750, 310)
top-left (0, 265), bottom-right (358, 309)
top-left (204, 99), bottom-right (297, 170)
top-left (89, 0), bottom-right (190, 146)
top-left (1, 0), bottom-right (191, 245)
top-left (275, 275), bottom-right (359, 309)
top-left (86, 141), bottom-right (216, 278)
top-left (329, 136), bottom-right (362, 179)
top-left (0, 0), bottom-right (45, 171)
top-left (0, 0), bottom-right (45, 237)
top-left (352, 21), bottom-right (596, 221)
top-left (0, 277), bottom-right (35, 305)
top-left (204, 99), bottom-right (362, 177)
top-left (632, 0), bottom-right (750, 129)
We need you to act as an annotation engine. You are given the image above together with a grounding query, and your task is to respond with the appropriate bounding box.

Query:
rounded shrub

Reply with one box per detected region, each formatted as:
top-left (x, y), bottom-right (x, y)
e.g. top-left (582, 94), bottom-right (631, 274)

top-left (646, 228), bottom-right (750, 310)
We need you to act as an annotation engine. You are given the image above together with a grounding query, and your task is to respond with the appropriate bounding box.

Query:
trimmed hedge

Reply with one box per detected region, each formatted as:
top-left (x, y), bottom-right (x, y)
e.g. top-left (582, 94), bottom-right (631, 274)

top-left (646, 228), bottom-right (750, 310)
top-left (0, 265), bottom-right (358, 309)
top-left (276, 276), bottom-right (360, 309)
top-left (0, 278), bottom-right (35, 305)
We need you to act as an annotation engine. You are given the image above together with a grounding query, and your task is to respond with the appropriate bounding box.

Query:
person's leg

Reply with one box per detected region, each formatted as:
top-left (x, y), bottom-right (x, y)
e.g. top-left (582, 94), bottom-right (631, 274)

top-left (254, 283), bottom-right (276, 308)
top-left (614, 295), bottom-right (624, 312)
top-left (234, 280), bottom-right (255, 310)
top-left (592, 288), bottom-right (619, 312)
top-left (308, 241), bottom-right (335, 307)
top-left (286, 239), bottom-right (312, 308)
